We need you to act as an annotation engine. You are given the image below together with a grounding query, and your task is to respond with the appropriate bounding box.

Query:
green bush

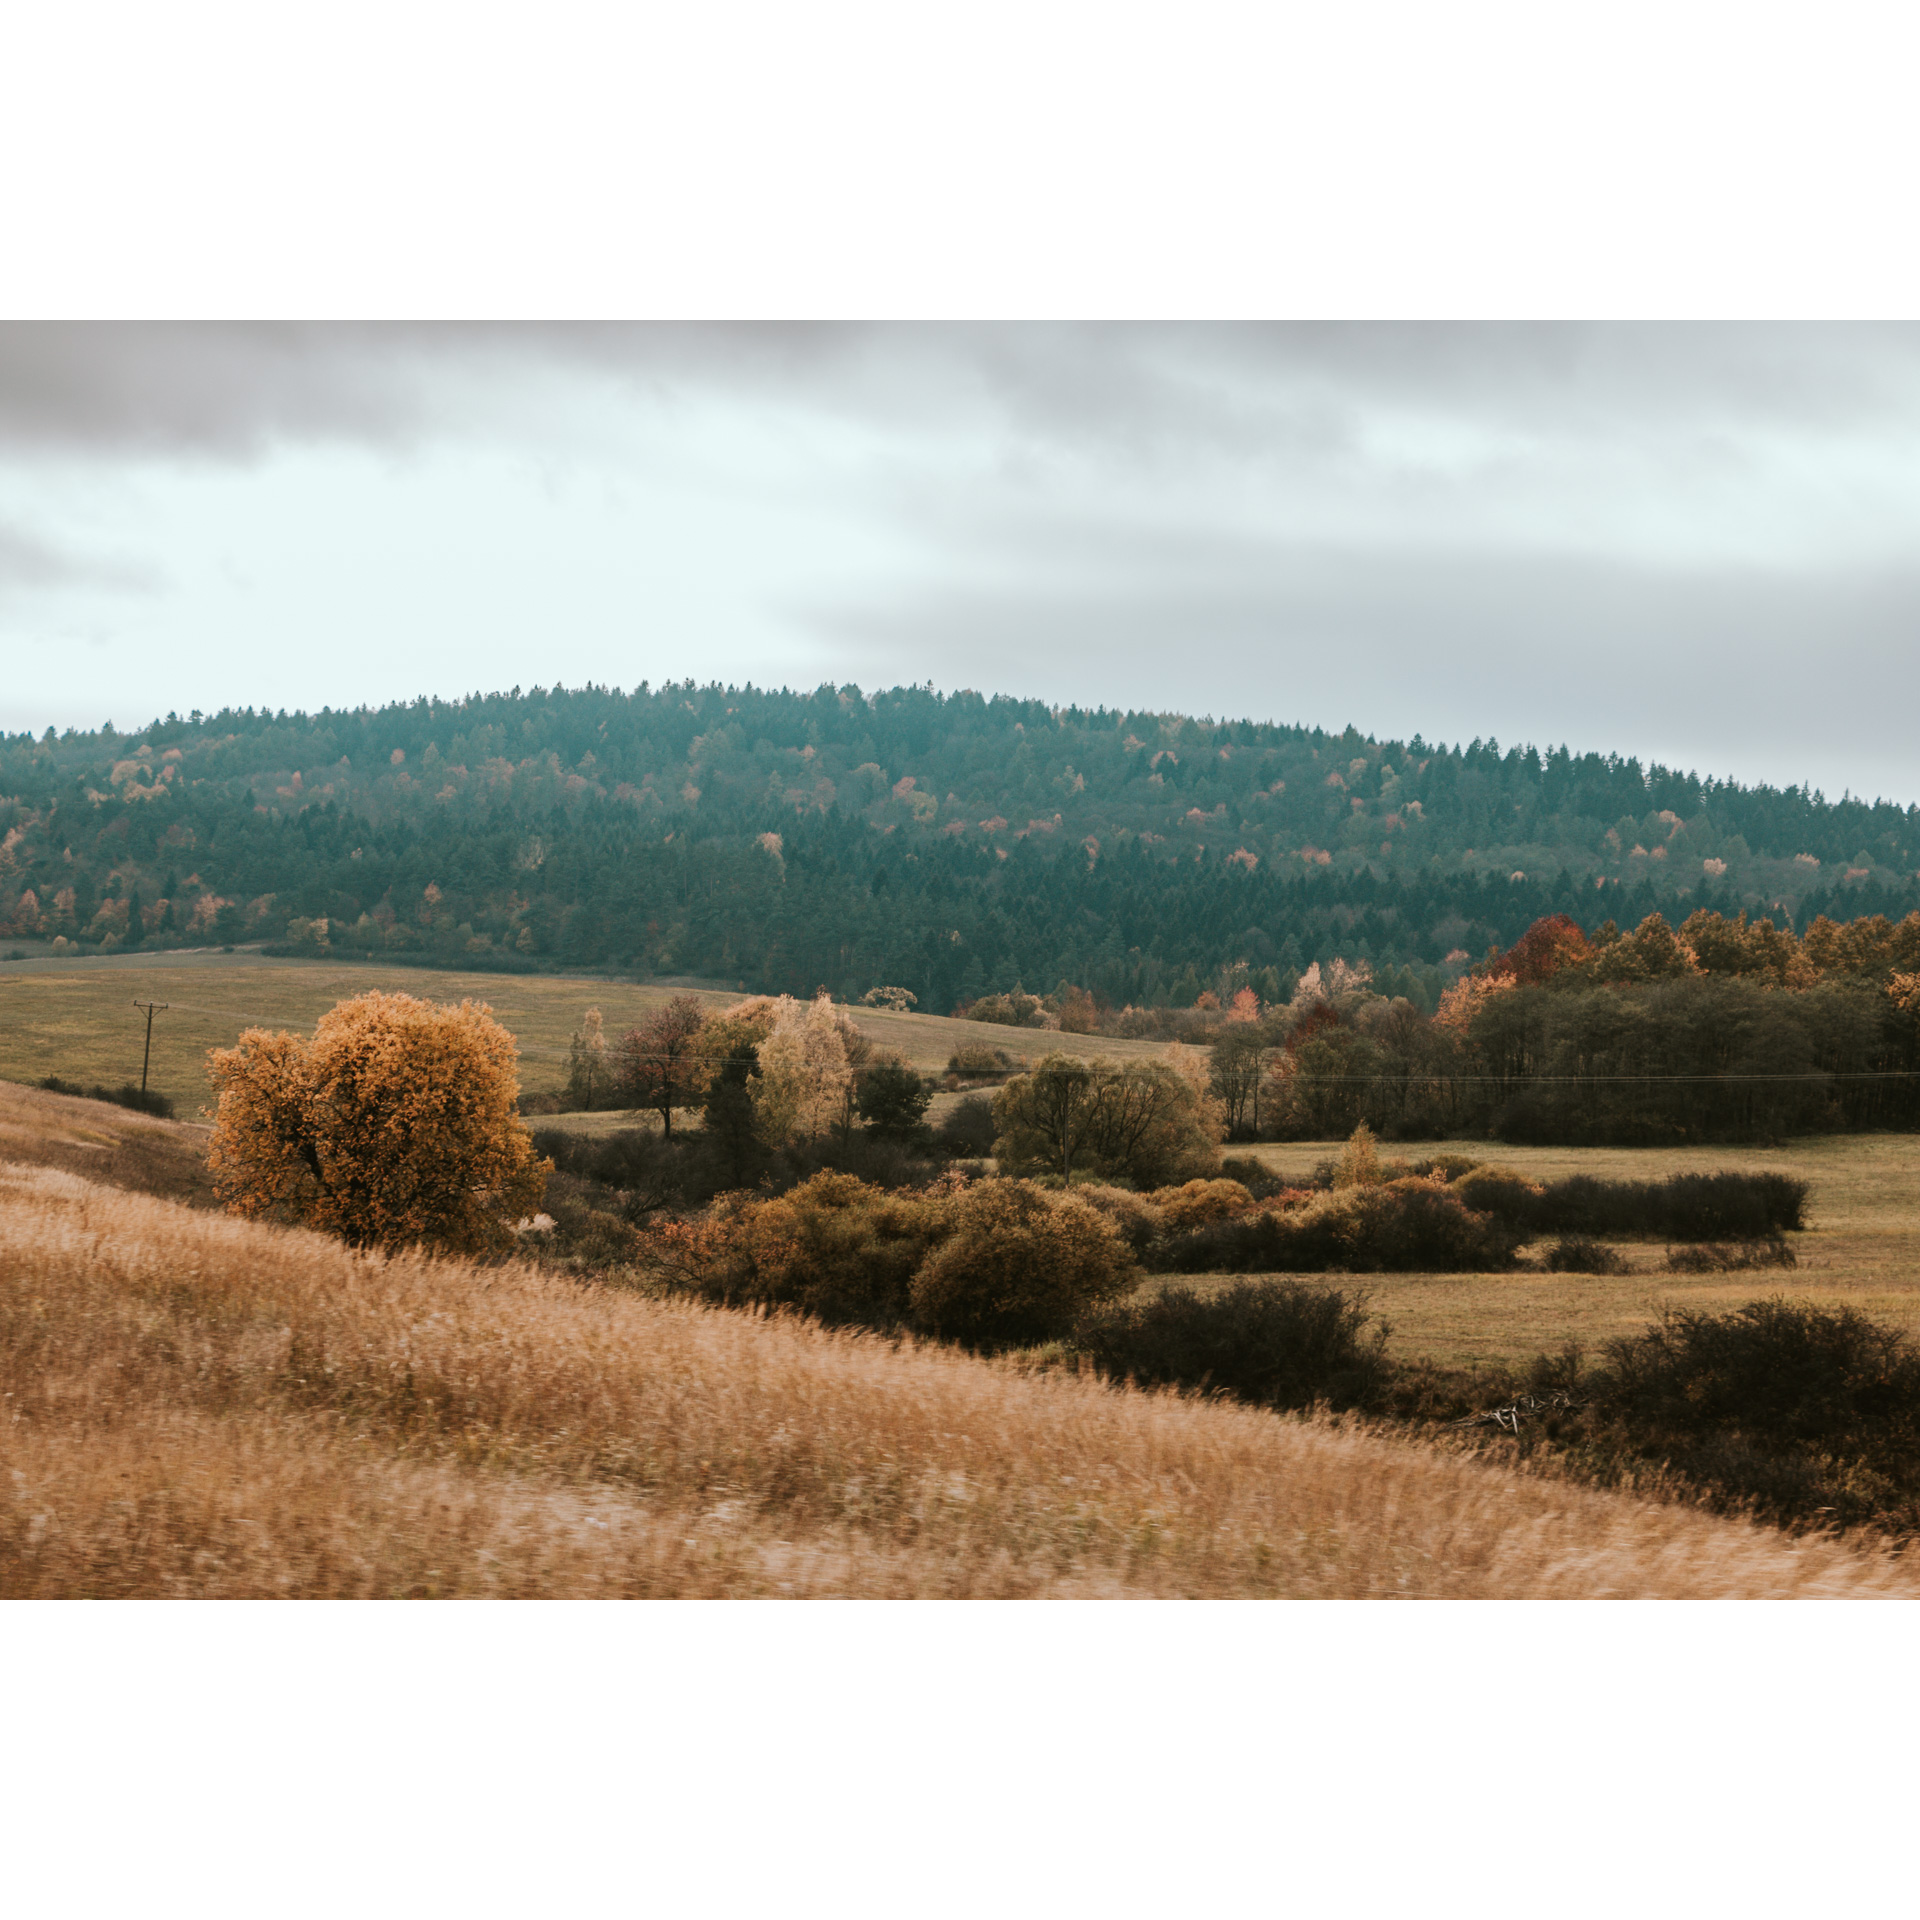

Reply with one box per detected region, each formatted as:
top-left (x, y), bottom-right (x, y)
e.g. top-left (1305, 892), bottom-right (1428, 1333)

top-left (908, 1179), bottom-right (1134, 1348)
top-left (992, 1053), bottom-right (1222, 1188)
top-left (1073, 1279), bottom-right (1388, 1412)
top-left (936, 1093), bottom-right (998, 1157)
top-left (856, 1057), bottom-right (932, 1135)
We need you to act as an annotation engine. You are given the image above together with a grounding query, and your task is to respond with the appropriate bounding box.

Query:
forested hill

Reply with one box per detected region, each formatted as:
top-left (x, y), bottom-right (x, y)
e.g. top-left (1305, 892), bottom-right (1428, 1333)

top-left (4, 682), bottom-right (1917, 1009)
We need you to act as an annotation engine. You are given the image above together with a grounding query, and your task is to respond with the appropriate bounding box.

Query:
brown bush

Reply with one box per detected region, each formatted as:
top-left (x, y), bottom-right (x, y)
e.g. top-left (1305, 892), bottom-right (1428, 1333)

top-left (1073, 1183), bottom-right (1165, 1255)
top-left (1153, 1178), bottom-right (1254, 1234)
top-left (1156, 1178), bottom-right (1524, 1274)
top-left (908, 1179), bottom-right (1135, 1347)
top-left (649, 1170), bottom-right (946, 1325)
top-left (1449, 1164), bottom-right (1545, 1220)
top-left (948, 1044), bottom-right (1021, 1075)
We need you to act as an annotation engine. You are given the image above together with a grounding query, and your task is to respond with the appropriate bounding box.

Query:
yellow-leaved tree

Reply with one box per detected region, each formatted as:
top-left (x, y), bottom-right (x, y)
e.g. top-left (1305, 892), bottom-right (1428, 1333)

top-left (206, 990), bottom-right (548, 1253)
top-left (749, 993), bottom-right (854, 1146)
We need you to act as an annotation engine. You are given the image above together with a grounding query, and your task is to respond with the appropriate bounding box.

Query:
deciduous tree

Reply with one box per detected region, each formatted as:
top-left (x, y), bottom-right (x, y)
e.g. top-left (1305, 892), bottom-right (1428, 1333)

top-left (749, 994), bottom-right (853, 1147)
top-left (566, 1007), bottom-right (609, 1109)
top-left (616, 994), bottom-right (713, 1140)
top-left (992, 1051), bottom-right (1223, 1186)
top-left (205, 990), bottom-right (547, 1253)
top-left (855, 1052), bottom-right (932, 1135)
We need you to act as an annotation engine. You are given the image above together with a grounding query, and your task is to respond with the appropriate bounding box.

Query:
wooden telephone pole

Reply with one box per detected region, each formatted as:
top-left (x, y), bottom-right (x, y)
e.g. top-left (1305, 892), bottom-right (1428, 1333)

top-left (133, 1000), bottom-right (168, 1097)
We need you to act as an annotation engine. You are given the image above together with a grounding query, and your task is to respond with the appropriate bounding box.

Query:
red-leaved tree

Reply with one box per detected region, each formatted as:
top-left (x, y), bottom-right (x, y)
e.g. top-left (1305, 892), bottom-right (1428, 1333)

top-left (1489, 914), bottom-right (1591, 987)
top-left (616, 994), bottom-right (713, 1139)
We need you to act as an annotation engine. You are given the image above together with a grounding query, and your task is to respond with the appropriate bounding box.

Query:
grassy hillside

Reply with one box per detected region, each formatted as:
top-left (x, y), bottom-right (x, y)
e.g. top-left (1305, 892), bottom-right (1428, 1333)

top-left (5, 1103), bottom-right (1912, 1597)
top-left (0, 952), bottom-right (1170, 1114)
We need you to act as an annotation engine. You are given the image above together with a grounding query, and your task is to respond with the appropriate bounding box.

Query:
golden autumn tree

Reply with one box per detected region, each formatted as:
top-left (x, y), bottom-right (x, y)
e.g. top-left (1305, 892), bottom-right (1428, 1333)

top-left (205, 990), bottom-right (548, 1253)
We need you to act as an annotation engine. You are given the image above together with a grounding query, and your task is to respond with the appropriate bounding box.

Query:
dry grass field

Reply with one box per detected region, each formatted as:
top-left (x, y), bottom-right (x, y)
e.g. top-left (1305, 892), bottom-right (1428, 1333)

top-left (0, 950), bottom-right (1164, 1115)
top-left (3, 1079), bottom-right (1917, 1598)
top-left (1221, 1136), bottom-right (1920, 1370)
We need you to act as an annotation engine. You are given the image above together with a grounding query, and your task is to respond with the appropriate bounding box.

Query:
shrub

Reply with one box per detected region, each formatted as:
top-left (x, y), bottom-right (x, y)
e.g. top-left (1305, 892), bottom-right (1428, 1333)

top-left (907, 1179), bottom-right (1134, 1348)
top-left (1546, 1235), bottom-right (1627, 1274)
top-left (531, 1126), bottom-right (717, 1215)
top-left (1443, 1168), bottom-right (1810, 1242)
top-left (1410, 1153), bottom-right (1483, 1181)
top-left (1156, 1180), bottom-right (1524, 1274)
top-left (1153, 1178), bottom-right (1254, 1233)
top-left (1658, 1172), bottom-right (1808, 1239)
top-left (1330, 1121), bottom-right (1380, 1189)
top-left (37, 1075), bottom-right (176, 1120)
top-left (946, 1042), bottom-right (1014, 1080)
top-left (1337, 1180), bottom-right (1528, 1270)
top-left (1073, 1279), bottom-right (1388, 1412)
top-left (1449, 1165), bottom-right (1544, 1225)
top-left (1073, 1183), bottom-right (1164, 1255)
top-left (1218, 1154), bottom-right (1288, 1199)
top-left (959, 989), bottom-right (1049, 1028)
top-left (1665, 1237), bottom-right (1798, 1273)
top-left (651, 1171), bottom-right (946, 1326)
top-left (1591, 1299), bottom-right (1920, 1530)
top-left (540, 1187), bottom-right (647, 1267)
top-left (936, 1093), bottom-right (999, 1157)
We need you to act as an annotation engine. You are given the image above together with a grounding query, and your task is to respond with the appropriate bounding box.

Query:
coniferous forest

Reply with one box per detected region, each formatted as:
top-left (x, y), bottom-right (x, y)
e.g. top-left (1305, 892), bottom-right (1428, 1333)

top-left (4, 681), bottom-right (1918, 1009)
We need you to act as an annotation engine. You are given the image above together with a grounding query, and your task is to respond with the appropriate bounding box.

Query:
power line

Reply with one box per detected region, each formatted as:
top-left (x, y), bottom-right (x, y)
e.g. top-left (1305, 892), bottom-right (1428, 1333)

top-left (31, 991), bottom-right (1920, 1083)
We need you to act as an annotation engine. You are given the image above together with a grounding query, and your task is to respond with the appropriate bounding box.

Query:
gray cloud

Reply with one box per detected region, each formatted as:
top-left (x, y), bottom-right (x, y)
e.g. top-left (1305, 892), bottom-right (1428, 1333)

top-left (3, 323), bottom-right (1918, 802)
top-left (10, 323), bottom-right (1920, 461)
top-left (0, 519), bottom-right (161, 602)
top-left (810, 544), bottom-right (1920, 804)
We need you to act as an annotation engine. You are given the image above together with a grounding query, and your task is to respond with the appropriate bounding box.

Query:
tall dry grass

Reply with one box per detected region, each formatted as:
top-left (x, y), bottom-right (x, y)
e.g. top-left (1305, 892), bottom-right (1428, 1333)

top-left (5, 1157), bottom-right (1917, 1597)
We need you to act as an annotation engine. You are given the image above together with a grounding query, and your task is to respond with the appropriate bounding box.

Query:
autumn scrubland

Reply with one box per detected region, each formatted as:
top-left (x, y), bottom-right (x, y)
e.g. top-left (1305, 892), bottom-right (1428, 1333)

top-left (10, 907), bottom-right (1920, 1600)
top-left (4, 1063), bottom-right (1920, 1598)
top-left (6, 1139), bottom-right (1916, 1599)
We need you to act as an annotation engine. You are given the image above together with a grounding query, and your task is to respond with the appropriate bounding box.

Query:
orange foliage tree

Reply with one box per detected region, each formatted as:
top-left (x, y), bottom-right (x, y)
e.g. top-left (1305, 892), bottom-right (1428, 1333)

top-left (206, 990), bottom-right (548, 1253)
top-left (1488, 913), bottom-right (1590, 986)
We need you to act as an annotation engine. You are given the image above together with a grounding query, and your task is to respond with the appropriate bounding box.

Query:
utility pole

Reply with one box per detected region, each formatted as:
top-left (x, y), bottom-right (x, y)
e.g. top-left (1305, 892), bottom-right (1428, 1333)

top-left (133, 1000), bottom-right (168, 1098)
top-left (1058, 1060), bottom-right (1092, 1183)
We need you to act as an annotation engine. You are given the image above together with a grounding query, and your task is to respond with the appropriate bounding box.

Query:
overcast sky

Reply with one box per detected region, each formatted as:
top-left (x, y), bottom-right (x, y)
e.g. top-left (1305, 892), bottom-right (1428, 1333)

top-left (2, 322), bottom-right (1917, 802)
